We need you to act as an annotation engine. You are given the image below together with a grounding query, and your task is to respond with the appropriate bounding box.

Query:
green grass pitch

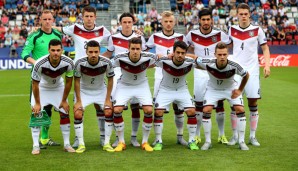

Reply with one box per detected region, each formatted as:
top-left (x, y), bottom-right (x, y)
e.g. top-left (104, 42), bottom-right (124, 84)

top-left (0, 67), bottom-right (297, 170)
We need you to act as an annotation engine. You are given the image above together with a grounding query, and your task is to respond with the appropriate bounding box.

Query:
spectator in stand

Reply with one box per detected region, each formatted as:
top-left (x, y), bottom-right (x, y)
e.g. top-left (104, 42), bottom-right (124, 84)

top-left (271, 5), bottom-right (278, 16)
top-left (12, 25), bottom-right (21, 35)
top-left (177, 0), bottom-right (184, 13)
top-left (229, 5), bottom-right (237, 18)
top-left (177, 12), bottom-right (185, 26)
top-left (17, 0), bottom-right (24, 11)
top-left (213, 12), bottom-right (220, 25)
top-left (9, 42), bottom-right (19, 58)
top-left (69, 2), bottom-right (77, 11)
top-left (28, 16), bottom-right (34, 26)
top-left (0, 23), bottom-right (7, 48)
top-left (195, 0), bottom-right (205, 10)
top-left (209, 0), bottom-right (216, 9)
top-left (185, 11), bottom-right (192, 26)
top-left (17, 35), bottom-right (26, 47)
top-left (82, 0), bottom-right (90, 7)
top-left (215, 0), bottom-right (224, 6)
top-left (218, 5), bottom-right (226, 18)
top-left (278, 3), bottom-right (286, 16)
top-left (137, 12), bottom-right (146, 26)
top-left (150, 17), bottom-right (160, 33)
top-left (1, 14), bottom-right (9, 27)
top-left (22, 16), bottom-right (28, 26)
top-left (191, 6), bottom-right (199, 18)
top-left (212, 6), bottom-right (219, 15)
top-left (184, 1), bottom-right (192, 12)
top-left (111, 24), bottom-right (119, 34)
top-left (29, 3), bottom-right (38, 14)
top-left (263, 1), bottom-right (271, 14)
top-left (12, 30), bottom-right (20, 43)
top-left (251, 10), bottom-right (260, 25)
top-left (27, 24), bottom-right (34, 33)
top-left (4, 28), bottom-right (13, 47)
top-left (69, 12), bottom-right (77, 24)
top-left (148, 7), bottom-right (158, 19)
top-left (56, 13), bottom-right (63, 26)
top-left (268, 16), bottom-right (276, 26)
top-left (0, 0), bottom-right (4, 8)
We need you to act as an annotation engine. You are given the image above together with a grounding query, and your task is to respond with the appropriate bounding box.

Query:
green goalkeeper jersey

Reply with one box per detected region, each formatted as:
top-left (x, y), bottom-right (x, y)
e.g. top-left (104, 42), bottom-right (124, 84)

top-left (21, 28), bottom-right (62, 62)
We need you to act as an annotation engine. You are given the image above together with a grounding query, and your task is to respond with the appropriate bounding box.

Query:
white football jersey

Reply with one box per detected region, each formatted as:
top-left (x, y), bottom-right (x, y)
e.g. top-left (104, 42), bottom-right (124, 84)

top-left (146, 31), bottom-right (188, 79)
top-left (62, 23), bottom-right (111, 61)
top-left (196, 58), bottom-right (248, 90)
top-left (107, 31), bottom-right (146, 54)
top-left (32, 55), bottom-right (74, 88)
top-left (186, 28), bottom-right (231, 58)
top-left (113, 52), bottom-right (157, 85)
top-left (156, 57), bottom-right (195, 90)
top-left (228, 24), bottom-right (267, 75)
top-left (74, 56), bottom-right (114, 90)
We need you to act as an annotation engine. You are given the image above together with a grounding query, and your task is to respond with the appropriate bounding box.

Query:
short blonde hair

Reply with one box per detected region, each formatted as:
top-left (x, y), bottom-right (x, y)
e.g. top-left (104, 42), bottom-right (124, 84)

top-left (161, 11), bottom-right (174, 18)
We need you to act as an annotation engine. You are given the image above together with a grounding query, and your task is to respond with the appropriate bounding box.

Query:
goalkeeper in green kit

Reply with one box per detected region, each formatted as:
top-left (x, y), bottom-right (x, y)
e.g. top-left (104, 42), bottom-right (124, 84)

top-left (21, 10), bottom-right (63, 149)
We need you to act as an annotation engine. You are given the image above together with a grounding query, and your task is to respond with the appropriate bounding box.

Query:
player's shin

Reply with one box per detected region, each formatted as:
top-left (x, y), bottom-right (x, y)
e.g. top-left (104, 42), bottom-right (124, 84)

top-left (96, 109), bottom-right (105, 144)
top-left (195, 102), bottom-right (203, 137)
top-left (74, 119), bottom-right (84, 146)
top-left (131, 103), bottom-right (140, 137)
top-left (60, 113), bottom-right (71, 146)
top-left (249, 105), bottom-right (258, 138)
top-left (31, 127), bottom-right (41, 147)
top-left (173, 103), bottom-right (184, 135)
top-left (153, 114), bottom-right (163, 143)
top-left (236, 112), bottom-right (246, 143)
top-left (104, 115), bottom-right (114, 145)
top-left (187, 115), bottom-right (197, 143)
top-left (230, 107), bottom-right (238, 138)
top-left (142, 113), bottom-right (153, 144)
top-left (202, 112), bottom-right (212, 143)
top-left (114, 112), bottom-right (125, 143)
top-left (216, 100), bottom-right (225, 137)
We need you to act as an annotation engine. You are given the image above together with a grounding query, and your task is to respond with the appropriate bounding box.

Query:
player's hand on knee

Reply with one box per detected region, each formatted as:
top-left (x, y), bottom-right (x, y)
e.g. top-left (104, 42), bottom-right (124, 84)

top-left (104, 105), bottom-right (113, 117)
top-left (32, 104), bottom-right (41, 116)
top-left (231, 89), bottom-right (241, 99)
top-left (59, 101), bottom-right (70, 114)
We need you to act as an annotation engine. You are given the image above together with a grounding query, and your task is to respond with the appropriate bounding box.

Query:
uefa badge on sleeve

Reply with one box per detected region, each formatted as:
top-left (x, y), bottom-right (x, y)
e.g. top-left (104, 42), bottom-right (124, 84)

top-left (29, 110), bottom-right (52, 127)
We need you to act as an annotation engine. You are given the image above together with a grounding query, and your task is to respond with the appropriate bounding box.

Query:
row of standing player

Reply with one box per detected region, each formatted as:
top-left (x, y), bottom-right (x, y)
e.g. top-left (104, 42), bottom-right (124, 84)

top-left (22, 4), bottom-right (270, 155)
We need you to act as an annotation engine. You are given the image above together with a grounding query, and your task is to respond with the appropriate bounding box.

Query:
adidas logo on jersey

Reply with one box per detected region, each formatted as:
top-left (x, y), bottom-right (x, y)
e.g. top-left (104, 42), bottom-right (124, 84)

top-left (117, 41), bottom-right (121, 44)
top-left (95, 32), bottom-right (99, 36)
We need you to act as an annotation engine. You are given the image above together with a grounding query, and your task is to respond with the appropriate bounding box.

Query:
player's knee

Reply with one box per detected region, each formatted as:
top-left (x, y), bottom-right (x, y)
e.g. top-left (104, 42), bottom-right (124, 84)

top-left (154, 109), bottom-right (164, 117)
top-left (248, 98), bottom-right (258, 106)
top-left (143, 106), bottom-right (153, 114)
top-left (234, 105), bottom-right (245, 114)
top-left (74, 107), bottom-right (84, 120)
top-left (185, 108), bottom-right (195, 116)
top-left (215, 100), bottom-right (225, 112)
top-left (104, 106), bottom-right (113, 118)
top-left (113, 106), bottom-right (123, 114)
top-left (203, 105), bottom-right (213, 114)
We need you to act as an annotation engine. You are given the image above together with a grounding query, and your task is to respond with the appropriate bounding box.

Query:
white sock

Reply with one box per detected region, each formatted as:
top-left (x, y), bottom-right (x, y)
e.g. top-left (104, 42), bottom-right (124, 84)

top-left (195, 111), bottom-right (203, 137)
top-left (202, 118), bottom-right (212, 143)
top-left (31, 127), bottom-right (40, 147)
top-left (175, 114), bottom-right (184, 135)
top-left (104, 121), bottom-right (113, 145)
top-left (249, 107), bottom-right (259, 138)
top-left (230, 110), bottom-right (238, 138)
top-left (131, 117), bottom-right (140, 137)
top-left (154, 122), bottom-right (163, 143)
top-left (114, 122), bottom-right (125, 143)
top-left (237, 115), bottom-right (246, 143)
top-left (216, 112), bottom-right (225, 137)
top-left (74, 123), bottom-right (84, 146)
top-left (60, 124), bottom-right (71, 146)
top-left (97, 114), bottom-right (105, 138)
top-left (142, 122), bottom-right (152, 144)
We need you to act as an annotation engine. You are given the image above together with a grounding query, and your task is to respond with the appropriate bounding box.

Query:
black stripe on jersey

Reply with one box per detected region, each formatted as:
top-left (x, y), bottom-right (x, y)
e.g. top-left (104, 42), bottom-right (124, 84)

top-left (206, 65), bottom-right (236, 79)
top-left (80, 65), bottom-right (107, 76)
top-left (61, 55), bottom-right (75, 69)
top-left (53, 30), bottom-right (62, 40)
top-left (74, 57), bottom-right (88, 69)
top-left (185, 57), bottom-right (194, 63)
top-left (141, 52), bottom-right (157, 60)
top-left (163, 63), bottom-right (193, 77)
top-left (33, 31), bottom-right (43, 45)
top-left (99, 55), bottom-right (113, 69)
top-left (228, 60), bottom-right (244, 72)
top-left (114, 52), bottom-right (128, 60)
top-left (41, 66), bottom-right (68, 78)
top-left (119, 60), bottom-right (150, 74)
top-left (33, 57), bottom-right (49, 72)
top-left (202, 58), bottom-right (215, 64)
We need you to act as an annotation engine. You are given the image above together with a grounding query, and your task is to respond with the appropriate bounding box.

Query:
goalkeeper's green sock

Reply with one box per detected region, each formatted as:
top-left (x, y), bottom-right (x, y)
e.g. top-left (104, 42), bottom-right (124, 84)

top-left (40, 126), bottom-right (50, 144)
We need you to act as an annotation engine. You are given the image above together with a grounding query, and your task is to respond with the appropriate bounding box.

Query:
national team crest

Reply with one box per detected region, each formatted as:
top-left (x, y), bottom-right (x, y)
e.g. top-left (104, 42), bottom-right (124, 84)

top-left (212, 36), bottom-right (217, 42)
top-left (249, 31), bottom-right (255, 37)
top-left (140, 63), bottom-right (147, 70)
top-left (95, 32), bottom-right (99, 36)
